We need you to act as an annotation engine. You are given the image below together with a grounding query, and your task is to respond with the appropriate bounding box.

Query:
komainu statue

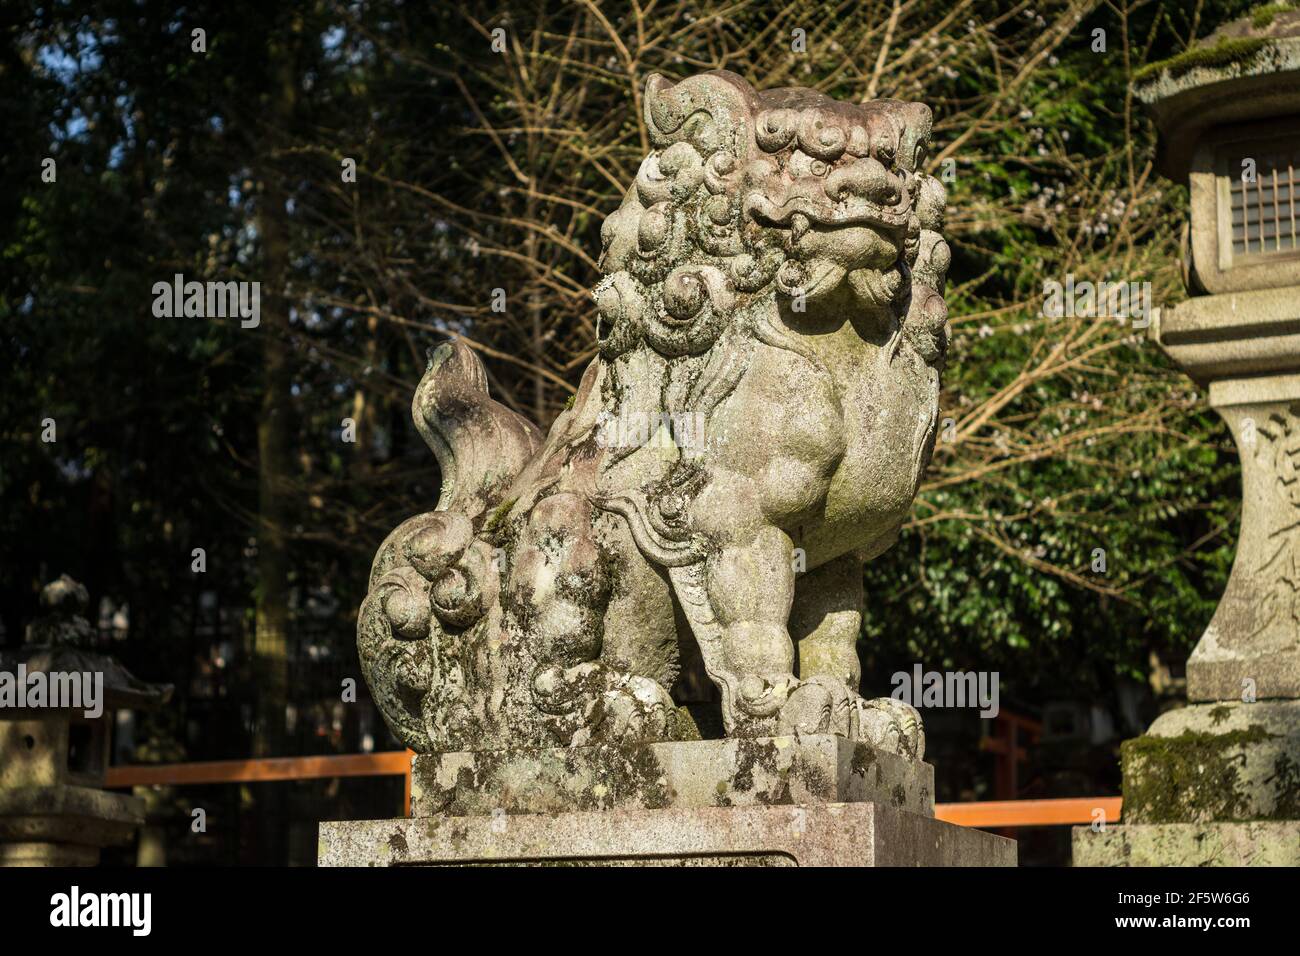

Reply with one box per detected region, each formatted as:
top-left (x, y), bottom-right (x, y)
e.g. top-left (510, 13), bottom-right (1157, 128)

top-left (358, 71), bottom-right (950, 759)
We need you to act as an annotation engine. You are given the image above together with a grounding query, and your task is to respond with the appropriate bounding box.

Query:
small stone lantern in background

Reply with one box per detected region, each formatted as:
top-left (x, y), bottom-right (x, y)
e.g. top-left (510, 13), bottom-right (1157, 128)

top-left (1075, 11), bottom-right (1300, 866)
top-left (0, 576), bottom-right (171, 866)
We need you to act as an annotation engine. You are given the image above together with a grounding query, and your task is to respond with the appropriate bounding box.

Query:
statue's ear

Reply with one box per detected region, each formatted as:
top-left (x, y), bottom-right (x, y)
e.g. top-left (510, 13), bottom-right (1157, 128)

top-left (642, 73), bottom-right (670, 136)
top-left (643, 72), bottom-right (753, 153)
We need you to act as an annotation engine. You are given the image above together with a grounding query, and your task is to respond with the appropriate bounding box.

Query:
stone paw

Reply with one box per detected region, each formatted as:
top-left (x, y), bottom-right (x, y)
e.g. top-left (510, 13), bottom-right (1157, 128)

top-left (532, 661), bottom-right (605, 716)
top-left (533, 663), bottom-right (674, 746)
top-left (776, 675), bottom-right (858, 736)
top-left (735, 672), bottom-right (798, 719)
top-left (570, 675), bottom-right (675, 747)
top-left (855, 696), bottom-right (925, 761)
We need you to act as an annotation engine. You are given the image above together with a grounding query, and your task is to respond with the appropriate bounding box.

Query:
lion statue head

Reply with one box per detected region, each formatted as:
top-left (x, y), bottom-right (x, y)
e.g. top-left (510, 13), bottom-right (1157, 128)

top-left (593, 70), bottom-right (949, 366)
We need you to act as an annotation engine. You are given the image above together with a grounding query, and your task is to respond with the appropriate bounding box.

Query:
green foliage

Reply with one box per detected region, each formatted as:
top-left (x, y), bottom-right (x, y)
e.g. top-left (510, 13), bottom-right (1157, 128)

top-left (861, 0), bottom-right (1252, 704)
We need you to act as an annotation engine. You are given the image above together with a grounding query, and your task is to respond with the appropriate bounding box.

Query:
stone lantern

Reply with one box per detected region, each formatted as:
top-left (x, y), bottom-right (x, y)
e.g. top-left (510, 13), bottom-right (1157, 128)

top-left (1074, 11), bottom-right (1300, 866)
top-left (0, 576), bottom-right (171, 866)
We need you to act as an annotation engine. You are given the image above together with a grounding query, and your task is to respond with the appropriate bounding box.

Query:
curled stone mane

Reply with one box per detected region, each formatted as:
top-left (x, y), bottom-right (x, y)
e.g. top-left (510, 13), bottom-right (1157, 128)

top-left (593, 70), bottom-right (949, 370)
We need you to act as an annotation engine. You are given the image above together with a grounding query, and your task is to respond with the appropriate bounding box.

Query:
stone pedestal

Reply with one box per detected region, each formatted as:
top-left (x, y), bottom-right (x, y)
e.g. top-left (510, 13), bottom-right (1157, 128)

top-left (1078, 17), bottom-right (1300, 866)
top-left (319, 734), bottom-right (1015, 867)
top-left (1188, 373), bottom-right (1300, 703)
top-left (0, 785), bottom-right (145, 867)
top-left (1074, 821), bottom-right (1300, 867)
top-left (1073, 700), bottom-right (1300, 866)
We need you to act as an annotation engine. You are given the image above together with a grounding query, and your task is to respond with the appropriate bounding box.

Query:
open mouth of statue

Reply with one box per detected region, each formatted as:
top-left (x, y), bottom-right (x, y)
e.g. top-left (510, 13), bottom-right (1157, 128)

top-left (743, 193), bottom-right (912, 235)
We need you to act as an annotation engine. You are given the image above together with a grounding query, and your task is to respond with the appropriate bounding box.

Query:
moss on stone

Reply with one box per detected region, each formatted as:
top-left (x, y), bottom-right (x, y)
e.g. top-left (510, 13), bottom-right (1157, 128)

top-left (482, 496), bottom-right (518, 535)
top-left (1209, 705), bottom-right (1232, 726)
top-left (789, 753), bottom-right (829, 803)
top-left (1134, 36), bottom-right (1271, 84)
top-left (674, 705), bottom-right (704, 741)
top-left (1271, 752), bottom-right (1300, 817)
top-left (1252, 1), bottom-right (1297, 29)
top-left (1121, 725), bottom-right (1277, 824)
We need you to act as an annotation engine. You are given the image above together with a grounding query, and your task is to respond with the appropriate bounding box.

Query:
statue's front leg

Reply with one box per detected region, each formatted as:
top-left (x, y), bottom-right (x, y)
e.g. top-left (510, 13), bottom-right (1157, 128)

top-left (705, 524), bottom-right (799, 736)
top-left (706, 530), bottom-right (862, 738)
top-left (705, 533), bottom-right (922, 750)
top-left (687, 465), bottom-right (851, 737)
top-left (789, 552), bottom-right (866, 737)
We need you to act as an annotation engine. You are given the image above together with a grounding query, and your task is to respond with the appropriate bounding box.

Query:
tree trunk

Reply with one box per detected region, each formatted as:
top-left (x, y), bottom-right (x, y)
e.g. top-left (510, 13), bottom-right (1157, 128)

top-left (252, 20), bottom-right (300, 763)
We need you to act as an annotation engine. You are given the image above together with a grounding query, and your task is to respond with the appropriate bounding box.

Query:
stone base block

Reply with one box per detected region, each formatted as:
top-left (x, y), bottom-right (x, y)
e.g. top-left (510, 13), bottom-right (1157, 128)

top-left (412, 733), bottom-right (933, 817)
top-left (0, 841), bottom-right (102, 866)
top-left (1073, 821), bottom-right (1300, 867)
top-left (1119, 700), bottom-right (1299, 824)
top-left (320, 802), bottom-right (1015, 867)
top-left (0, 784), bottom-right (145, 867)
top-left (0, 785), bottom-right (144, 846)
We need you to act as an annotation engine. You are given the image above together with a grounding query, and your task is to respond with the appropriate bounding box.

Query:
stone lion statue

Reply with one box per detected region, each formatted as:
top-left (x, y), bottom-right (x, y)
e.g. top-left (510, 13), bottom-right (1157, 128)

top-left (358, 70), bottom-right (950, 759)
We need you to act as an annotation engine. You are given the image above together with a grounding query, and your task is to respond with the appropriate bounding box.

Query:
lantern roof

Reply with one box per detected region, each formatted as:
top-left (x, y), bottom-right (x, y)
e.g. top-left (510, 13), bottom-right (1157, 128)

top-left (1135, 6), bottom-right (1300, 179)
top-left (1, 575), bottom-right (172, 715)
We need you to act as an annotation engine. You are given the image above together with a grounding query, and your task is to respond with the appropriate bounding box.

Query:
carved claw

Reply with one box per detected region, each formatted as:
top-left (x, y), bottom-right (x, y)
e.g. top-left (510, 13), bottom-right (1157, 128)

top-left (532, 662), bottom-right (604, 716)
top-left (571, 680), bottom-right (673, 747)
top-left (777, 675), bottom-right (858, 736)
top-left (856, 696), bottom-right (926, 761)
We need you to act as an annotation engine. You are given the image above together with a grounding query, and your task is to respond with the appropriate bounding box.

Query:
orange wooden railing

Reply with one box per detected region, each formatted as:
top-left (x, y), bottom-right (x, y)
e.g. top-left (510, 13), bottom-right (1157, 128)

top-left (105, 752), bottom-right (1120, 828)
top-left (106, 752), bottom-right (416, 816)
top-left (934, 796), bottom-right (1121, 828)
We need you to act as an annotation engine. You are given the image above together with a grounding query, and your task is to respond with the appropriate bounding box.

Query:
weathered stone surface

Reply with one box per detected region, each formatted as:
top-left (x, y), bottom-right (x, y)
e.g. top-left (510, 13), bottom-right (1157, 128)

top-left (1166, 381), bottom-right (1300, 703)
top-left (1073, 820), bottom-right (1300, 867)
top-left (1120, 700), bottom-right (1300, 824)
top-left (356, 71), bottom-right (948, 758)
top-left (320, 802), bottom-right (1014, 867)
top-left (1152, 294), bottom-right (1300, 385)
top-left (0, 785), bottom-right (144, 846)
top-left (1139, 12), bottom-right (1300, 705)
top-left (411, 734), bottom-right (933, 817)
top-left (0, 842), bottom-right (102, 866)
top-left (325, 736), bottom-right (1005, 867)
top-left (1135, 11), bottom-right (1300, 188)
